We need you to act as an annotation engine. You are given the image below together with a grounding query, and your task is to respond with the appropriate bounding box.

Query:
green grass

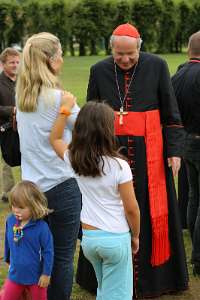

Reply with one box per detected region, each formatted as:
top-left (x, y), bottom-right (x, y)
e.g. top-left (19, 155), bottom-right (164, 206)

top-left (0, 53), bottom-right (195, 299)
top-left (159, 53), bottom-right (187, 75)
top-left (60, 55), bottom-right (104, 105)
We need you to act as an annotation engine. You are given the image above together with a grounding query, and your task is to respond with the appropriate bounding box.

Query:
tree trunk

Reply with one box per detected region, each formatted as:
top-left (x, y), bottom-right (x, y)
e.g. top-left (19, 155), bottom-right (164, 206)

top-left (104, 37), bottom-right (111, 55)
top-left (79, 41), bottom-right (86, 56)
top-left (90, 39), bottom-right (97, 55)
top-left (69, 37), bottom-right (75, 56)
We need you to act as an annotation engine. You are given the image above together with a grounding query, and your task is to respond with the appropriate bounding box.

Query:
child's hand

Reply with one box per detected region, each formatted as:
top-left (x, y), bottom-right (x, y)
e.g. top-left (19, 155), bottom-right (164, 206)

top-left (38, 275), bottom-right (51, 288)
top-left (131, 236), bottom-right (139, 254)
top-left (61, 91), bottom-right (76, 111)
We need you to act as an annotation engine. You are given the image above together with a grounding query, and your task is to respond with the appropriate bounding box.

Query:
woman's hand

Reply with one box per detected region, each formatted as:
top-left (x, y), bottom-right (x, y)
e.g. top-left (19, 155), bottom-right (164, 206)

top-left (61, 91), bottom-right (76, 111)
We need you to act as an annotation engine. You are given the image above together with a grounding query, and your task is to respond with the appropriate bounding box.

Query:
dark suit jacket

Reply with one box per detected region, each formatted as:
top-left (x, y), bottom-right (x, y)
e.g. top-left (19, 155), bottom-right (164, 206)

top-left (0, 71), bottom-right (15, 125)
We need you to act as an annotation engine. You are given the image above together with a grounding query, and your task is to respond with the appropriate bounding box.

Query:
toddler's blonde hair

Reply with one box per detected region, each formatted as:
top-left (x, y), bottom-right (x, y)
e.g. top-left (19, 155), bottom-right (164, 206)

top-left (9, 180), bottom-right (51, 220)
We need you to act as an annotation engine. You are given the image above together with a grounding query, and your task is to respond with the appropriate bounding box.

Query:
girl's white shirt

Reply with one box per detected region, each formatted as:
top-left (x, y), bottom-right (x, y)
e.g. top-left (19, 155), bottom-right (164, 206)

top-left (64, 151), bottom-right (133, 233)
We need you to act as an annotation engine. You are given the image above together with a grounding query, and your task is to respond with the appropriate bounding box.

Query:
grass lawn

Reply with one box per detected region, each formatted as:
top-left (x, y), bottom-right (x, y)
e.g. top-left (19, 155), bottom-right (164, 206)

top-left (0, 52), bottom-right (197, 300)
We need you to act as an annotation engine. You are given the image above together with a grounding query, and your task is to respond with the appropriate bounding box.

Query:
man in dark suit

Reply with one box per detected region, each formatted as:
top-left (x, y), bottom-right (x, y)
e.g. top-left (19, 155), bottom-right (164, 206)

top-left (0, 48), bottom-right (20, 202)
top-left (172, 31), bottom-right (200, 276)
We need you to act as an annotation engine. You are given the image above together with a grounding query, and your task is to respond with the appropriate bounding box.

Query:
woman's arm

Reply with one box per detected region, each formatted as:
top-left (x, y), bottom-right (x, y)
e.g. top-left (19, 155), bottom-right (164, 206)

top-left (119, 181), bottom-right (140, 254)
top-left (49, 91), bottom-right (76, 159)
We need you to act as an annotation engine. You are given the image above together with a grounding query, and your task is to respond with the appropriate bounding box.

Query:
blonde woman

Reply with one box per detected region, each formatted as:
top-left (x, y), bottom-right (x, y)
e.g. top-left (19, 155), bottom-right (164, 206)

top-left (16, 32), bottom-right (81, 300)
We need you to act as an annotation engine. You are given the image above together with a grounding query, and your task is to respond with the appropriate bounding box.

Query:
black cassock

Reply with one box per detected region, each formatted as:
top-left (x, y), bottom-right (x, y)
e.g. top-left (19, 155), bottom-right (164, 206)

top-left (76, 53), bottom-right (188, 298)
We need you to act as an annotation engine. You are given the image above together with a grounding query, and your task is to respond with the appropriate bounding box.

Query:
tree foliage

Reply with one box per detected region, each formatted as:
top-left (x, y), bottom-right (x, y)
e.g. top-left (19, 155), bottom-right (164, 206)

top-left (157, 0), bottom-right (177, 53)
top-left (131, 0), bottom-right (162, 51)
top-left (0, 0), bottom-right (198, 54)
top-left (174, 1), bottom-right (191, 53)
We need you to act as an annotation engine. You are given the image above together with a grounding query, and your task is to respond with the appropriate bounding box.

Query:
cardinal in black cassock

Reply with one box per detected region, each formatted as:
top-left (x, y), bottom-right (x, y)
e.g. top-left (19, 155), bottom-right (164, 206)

top-left (76, 23), bottom-right (188, 299)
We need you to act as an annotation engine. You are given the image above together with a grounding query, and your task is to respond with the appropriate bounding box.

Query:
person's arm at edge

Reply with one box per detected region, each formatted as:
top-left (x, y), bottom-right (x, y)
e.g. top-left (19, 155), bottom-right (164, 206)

top-left (158, 59), bottom-right (183, 176)
top-left (0, 105), bottom-right (14, 119)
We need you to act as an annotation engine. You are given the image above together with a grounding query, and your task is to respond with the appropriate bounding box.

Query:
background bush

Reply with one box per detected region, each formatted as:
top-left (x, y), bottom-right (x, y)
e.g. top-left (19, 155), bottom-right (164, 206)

top-left (0, 0), bottom-right (199, 54)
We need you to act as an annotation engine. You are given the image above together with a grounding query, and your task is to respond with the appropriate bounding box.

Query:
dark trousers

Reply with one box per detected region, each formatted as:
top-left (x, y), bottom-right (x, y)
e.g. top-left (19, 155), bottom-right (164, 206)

top-left (185, 158), bottom-right (200, 264)
top-left (45, 178), bottom-right (81, 300)
top-left (178, 160), bottom-right (189, 229)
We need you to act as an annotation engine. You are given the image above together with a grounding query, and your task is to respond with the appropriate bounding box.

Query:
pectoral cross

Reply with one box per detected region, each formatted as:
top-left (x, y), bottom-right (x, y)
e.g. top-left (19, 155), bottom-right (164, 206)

top-left (117, 107), bottom-right (128, 125)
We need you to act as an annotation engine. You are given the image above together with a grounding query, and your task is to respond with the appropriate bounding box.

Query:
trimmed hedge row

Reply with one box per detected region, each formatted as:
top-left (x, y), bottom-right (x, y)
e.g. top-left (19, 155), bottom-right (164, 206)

top-left (0, 0), bottom-right (199, 55)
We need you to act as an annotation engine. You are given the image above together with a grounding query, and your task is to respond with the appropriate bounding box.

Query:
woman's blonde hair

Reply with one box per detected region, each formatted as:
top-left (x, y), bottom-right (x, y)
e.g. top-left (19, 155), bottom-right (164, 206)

top-left (9, 180), bottom-right (51, 220)
top-left (16, 32), bottom-right (61, 112)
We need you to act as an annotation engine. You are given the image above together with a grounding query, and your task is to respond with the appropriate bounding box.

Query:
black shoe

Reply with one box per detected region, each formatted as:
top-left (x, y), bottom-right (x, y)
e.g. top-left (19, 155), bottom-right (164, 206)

top-left (193, 264), bottom-right (200, 276)
top-left (1, 195), bottom-right (8, 203)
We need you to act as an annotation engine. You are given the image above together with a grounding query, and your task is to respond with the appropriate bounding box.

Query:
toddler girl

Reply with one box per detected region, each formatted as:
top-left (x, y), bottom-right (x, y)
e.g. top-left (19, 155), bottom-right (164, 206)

top-left (2, 180), bottom-right (53, 300)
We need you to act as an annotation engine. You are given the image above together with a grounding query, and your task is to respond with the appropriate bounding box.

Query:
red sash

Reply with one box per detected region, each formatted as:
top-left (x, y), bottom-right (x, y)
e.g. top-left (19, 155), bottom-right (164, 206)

top-left (115, 109), bottom-right (170, 266)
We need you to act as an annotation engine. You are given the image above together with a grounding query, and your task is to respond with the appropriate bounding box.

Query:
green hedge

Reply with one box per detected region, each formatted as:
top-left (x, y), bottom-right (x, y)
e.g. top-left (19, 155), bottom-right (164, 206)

top-left (0, 0), bottom-right (199, 54)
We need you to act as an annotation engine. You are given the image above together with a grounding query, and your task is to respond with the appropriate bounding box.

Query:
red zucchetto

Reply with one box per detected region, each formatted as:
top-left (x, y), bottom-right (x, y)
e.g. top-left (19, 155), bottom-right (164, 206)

top-left (112, 23), bottom-right (140, 38)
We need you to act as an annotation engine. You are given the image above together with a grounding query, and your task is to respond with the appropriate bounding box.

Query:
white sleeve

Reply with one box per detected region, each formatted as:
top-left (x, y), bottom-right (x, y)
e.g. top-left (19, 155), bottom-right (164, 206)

top-left (66, 103), bottom-right (80, 131)
top-left (117, 159), bottom-right (133, 184)
top-left (63, 150), bottom-right (71, 167)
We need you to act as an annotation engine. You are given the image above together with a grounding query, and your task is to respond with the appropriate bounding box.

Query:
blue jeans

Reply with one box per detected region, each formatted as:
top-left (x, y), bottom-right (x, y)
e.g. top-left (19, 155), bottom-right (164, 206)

top-left (185, 158), bottom-right (200, 264)
top-left (81, 230), bottom-right (132, 300)
top-left (45, 178), bottom-right (81, 300)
